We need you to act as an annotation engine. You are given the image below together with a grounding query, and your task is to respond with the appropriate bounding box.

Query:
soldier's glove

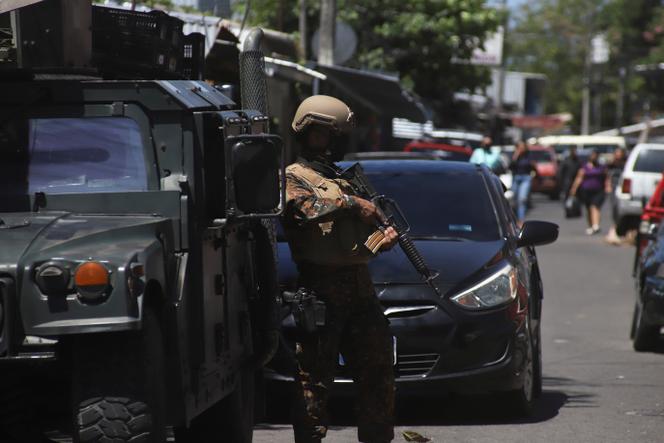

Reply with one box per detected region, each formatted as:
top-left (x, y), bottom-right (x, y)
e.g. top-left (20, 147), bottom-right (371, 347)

top-left (380, 226), bottom-right (399, 251)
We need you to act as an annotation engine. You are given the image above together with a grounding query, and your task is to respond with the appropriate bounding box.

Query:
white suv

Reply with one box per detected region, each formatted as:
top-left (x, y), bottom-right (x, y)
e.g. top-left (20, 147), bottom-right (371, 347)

top-left (614, 143), bottom-right (664, 234)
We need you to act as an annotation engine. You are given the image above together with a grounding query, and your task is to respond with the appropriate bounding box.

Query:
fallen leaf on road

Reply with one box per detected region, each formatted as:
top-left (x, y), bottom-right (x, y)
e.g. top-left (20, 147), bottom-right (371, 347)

top-left (403, 430), bottom-right (431, 442)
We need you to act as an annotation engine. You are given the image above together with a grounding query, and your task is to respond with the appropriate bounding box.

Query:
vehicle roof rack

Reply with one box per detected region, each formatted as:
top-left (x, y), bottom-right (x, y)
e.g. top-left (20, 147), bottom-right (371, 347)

top-left (0, 1), bottom-right (204, 81)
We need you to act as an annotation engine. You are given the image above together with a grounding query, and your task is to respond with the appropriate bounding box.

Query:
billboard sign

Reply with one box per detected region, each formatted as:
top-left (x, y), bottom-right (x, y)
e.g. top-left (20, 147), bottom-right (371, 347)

top-left (470, 27), bottom-right (504, 66)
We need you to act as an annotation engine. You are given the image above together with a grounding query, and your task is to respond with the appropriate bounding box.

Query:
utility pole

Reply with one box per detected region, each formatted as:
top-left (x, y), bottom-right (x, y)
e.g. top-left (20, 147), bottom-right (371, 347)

top-left (318, 0), bottom-right (335, 65)
top-left (277, 0), bottom-right (284, 31)
top-left (494, 0), bottom-right (508, 144)
top-left (581, 9), bottom-right (594, 135)
top-left (496, 0), bottom-right (508, 114)
top-left (616, 65), bottom-right (626, 130)
top-left (299, 0), bottom-right (308, 60)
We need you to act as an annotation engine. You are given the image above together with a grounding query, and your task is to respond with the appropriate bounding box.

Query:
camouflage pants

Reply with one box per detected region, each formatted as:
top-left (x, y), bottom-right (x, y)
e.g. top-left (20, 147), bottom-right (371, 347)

top-left (292, 264), bottom-right (395, 443)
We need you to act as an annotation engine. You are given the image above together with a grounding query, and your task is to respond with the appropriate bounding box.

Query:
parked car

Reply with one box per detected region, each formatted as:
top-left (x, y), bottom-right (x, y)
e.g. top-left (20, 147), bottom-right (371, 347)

top-left (632, 219), bottom-right (664, 351)
top-left (345, 151), bottom-right (444, 161)
top-left (404, 140), bottom-right (473, 162)
top-left (528, 145), bottom-right (561, 199)
top-left (426, 129), bottom-right (484, 150)
top-left (532, 135), bottom-right (626, 164)
top-left (268, 160), bottom-right (558, 415)
top-left (614, 143), bottom-right (664, 235)
top-left (633, 174), bottom-right (664, 273)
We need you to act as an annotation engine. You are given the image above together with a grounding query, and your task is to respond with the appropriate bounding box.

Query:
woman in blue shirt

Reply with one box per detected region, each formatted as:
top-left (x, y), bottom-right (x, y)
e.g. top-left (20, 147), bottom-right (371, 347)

top-left (510, 141), bottom-right (538, 224)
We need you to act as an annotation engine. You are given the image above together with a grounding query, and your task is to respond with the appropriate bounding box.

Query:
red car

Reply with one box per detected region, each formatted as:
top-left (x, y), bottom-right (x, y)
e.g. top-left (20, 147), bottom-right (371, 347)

top-left (404, 140), bottom-right (473, 162)
top-left (528, 145), bottom-right (560, 199)
top-left (635, 173), bottom-right (664, 263)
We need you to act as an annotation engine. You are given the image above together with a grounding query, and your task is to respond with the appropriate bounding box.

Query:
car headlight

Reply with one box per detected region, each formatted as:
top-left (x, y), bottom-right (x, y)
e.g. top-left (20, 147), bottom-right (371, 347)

top-left (451, 265), bottom-right (518, 309)
top-left (74, 261), bottom-right (111, 303)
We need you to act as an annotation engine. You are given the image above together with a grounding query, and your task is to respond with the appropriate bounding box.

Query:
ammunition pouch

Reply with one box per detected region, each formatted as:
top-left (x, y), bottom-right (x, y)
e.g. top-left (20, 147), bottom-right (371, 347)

top-left (282, 288), bottom-right (326, 334)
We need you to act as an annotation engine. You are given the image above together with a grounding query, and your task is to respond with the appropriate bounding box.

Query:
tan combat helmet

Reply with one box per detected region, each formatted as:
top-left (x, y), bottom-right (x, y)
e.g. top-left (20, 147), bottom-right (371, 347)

top-left (291, 95), bottom-right (355, 134)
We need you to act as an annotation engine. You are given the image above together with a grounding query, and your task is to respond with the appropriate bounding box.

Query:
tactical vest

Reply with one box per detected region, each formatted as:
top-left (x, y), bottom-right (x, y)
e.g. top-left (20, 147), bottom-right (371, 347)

top-left (285, 163), bottom-right (377, 266)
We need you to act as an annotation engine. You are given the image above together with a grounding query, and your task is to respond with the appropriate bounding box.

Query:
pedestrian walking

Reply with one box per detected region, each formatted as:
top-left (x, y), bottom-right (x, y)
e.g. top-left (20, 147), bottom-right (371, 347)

top-left (283, 95), bottom-right (398, 443)
top-left (510, 141), bottom-right (537, 224)
top-left (569, 150), bottom-right (612, 235)
top-left (605, 147), bottom-right (628, 244)
top-left (558, 146), bottom-right (582, 200)
top-left (470, 135), bottom-right (502, 172)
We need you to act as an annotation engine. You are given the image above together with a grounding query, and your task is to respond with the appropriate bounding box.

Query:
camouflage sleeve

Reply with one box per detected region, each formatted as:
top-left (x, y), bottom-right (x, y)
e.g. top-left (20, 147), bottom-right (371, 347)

top-left (285, 172), bottom-right (352, 223)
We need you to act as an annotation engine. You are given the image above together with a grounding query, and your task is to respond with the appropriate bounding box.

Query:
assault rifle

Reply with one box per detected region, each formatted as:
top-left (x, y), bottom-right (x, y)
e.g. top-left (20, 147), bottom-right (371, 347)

top-left (342, 163), bottom-right (442, 296)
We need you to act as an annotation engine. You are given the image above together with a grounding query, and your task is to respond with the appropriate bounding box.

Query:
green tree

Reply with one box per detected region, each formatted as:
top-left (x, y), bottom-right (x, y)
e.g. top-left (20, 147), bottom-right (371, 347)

top-left (507, 0), bottom-right (664, 130)
top-left (506, 0), bottom-right (601, 130)
top-left (243, 0), bottom-right (501, 124)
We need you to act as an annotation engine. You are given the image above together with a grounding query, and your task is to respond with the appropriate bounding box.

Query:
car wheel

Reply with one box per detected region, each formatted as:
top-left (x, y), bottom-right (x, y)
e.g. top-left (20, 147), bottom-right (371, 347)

top-left (503, 328), bottom-right (536, 416)
top-left (631, 301), bottom-right (659, 352)
top-left (71, 303), bottom-right (167, 443)
top-left (616, 216), bottom-right (633, 236)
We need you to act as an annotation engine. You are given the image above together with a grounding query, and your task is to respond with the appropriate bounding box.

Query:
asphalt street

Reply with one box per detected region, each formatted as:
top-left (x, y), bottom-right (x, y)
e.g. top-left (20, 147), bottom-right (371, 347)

top-left (254, 196), bottom-right (664, 443)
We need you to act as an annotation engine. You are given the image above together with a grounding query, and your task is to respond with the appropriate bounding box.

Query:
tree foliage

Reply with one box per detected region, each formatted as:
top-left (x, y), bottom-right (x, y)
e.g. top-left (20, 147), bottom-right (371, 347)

top-left (508, 0), bottom-right (664, 130)
top-left (243, 0), bottom-right (501, 123)
top-left (506, 0), bottom-right (598, 129)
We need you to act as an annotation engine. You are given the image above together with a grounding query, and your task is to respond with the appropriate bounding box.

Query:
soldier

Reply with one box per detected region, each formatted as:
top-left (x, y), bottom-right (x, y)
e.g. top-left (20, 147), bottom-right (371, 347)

top-left (283, 95), bottom-right (398, 443)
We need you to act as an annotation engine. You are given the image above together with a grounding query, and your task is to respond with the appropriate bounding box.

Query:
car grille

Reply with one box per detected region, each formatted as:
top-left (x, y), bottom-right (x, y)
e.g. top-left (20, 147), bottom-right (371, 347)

top-left (396, 353), bottom-right (439, 378)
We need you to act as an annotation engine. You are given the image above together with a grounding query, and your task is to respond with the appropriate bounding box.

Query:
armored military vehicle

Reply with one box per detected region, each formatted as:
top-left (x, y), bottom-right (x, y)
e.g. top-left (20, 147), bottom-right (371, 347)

top-left (0, 1), bottom-right (282, 441)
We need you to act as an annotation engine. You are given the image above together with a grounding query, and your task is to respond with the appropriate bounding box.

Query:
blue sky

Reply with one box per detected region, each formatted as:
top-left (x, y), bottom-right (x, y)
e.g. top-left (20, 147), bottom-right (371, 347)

top-left (488, 0), bottom-right (526, 8)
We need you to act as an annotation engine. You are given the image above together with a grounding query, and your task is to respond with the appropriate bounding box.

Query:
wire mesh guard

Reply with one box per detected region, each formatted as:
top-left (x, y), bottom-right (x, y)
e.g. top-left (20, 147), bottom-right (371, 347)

top-left (239, 51), bottom-right (269, 114)
top-left (91, 7), bottom-right (192, 78)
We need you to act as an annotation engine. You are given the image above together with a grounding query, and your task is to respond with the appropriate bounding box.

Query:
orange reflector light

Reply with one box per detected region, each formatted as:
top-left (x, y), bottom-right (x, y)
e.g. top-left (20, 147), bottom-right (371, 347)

top-left (74, 262), bottom-right (109, 288)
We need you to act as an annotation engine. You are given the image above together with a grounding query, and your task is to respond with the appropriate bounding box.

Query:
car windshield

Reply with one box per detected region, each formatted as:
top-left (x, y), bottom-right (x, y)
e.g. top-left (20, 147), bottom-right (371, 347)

top-left (0, 117), bottom-right (148, 196)
top-left (551, 144), bottom-right (576, 154)
top-left (634, 149), bottom-right (664, 173)
top-left (528, 150), bottom-right (553, 163)
top-left (583, 144), bottom-right (619, 154)
top-left (367, 169), bottom-right (501, 241)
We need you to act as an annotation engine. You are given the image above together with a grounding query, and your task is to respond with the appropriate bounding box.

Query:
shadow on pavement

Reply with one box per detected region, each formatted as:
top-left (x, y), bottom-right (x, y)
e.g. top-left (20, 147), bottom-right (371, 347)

top-left (262, 379), bottom-right (597, 428)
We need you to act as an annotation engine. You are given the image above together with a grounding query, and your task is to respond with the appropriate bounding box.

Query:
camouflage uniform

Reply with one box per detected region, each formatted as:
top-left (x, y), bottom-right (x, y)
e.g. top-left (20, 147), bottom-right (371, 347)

top-left (283, 156), bottom-right (395, 443)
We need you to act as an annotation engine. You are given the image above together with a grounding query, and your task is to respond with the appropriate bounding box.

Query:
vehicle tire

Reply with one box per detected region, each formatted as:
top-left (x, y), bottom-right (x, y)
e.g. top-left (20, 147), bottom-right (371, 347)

top-left (174, 368), bottom-right (255, 443)
top-left (71, 304), bottom-right (167, 443)
top-left (503, 327), bottom-right (536, 416)
top-left (616, 217), bottom-right (631, 236)
top-left (631, 301), bottom-right (659, 352)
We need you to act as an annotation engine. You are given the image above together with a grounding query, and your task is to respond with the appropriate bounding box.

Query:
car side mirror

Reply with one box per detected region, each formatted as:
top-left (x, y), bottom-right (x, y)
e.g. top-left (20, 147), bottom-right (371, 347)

top-left (517, 221), bottom-right (559, 248)
top-left (225, 134), bottom-right (284, 219)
